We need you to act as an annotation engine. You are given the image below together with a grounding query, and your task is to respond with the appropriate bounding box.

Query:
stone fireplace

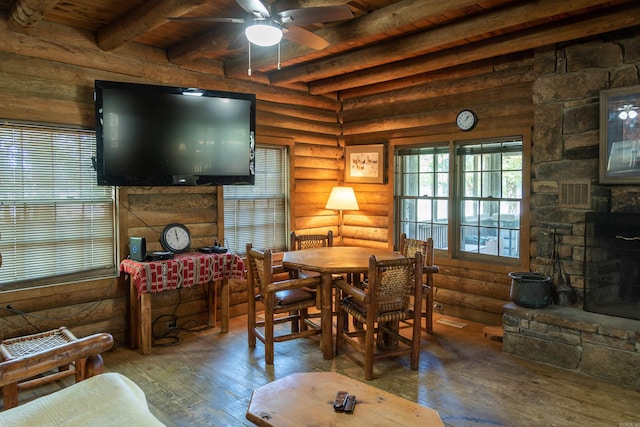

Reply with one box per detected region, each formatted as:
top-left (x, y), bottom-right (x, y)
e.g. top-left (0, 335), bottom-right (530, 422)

top-left (584, 212), bottom-right (640, 321)
top-left (505, 28), bottom-right (640, 390)
top-left (503, 211), bottom-right (640, 389)
top-left (502, 302), bottom-right (640, 388)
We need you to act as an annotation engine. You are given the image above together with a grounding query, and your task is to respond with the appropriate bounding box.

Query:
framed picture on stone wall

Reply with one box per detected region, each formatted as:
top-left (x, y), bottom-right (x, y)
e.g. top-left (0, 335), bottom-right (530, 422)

top-left (345, 144), bottom-right (387, 184)
top-left (600, 85), bottom-right (640, 184)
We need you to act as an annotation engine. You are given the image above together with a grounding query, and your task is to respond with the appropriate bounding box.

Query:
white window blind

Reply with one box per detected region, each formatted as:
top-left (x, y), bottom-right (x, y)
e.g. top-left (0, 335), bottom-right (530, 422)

top-left (0, 122), bottom-right (116, 290)
top-left (224, 145), bottom-right (288, 255)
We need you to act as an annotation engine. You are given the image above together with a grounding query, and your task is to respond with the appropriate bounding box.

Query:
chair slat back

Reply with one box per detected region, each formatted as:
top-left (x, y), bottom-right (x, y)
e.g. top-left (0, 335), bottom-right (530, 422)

top-left (290, 231), bottom-right (333, 250)
top-left (368, 253), bottom-right (422, 313)
top-left (399, 233), bottom-right (435, 268)
top-left (400, 233), bottom-right (425, 257)
top-left (246, 243), bottom-right (273, 297)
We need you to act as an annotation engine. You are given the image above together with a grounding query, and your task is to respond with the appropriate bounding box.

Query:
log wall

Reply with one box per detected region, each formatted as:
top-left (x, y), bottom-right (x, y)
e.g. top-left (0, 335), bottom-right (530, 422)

top-left (340, 53), bottom-right (536, 324)
top-left (0, 15), bottom-right (636, 342)
top-left (0, 18), bottom-right (341, 342)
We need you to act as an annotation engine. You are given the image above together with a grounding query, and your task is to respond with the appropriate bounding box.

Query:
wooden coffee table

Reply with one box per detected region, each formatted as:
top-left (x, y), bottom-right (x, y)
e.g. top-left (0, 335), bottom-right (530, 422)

top-left (246, 372), bottom-right (443, 426)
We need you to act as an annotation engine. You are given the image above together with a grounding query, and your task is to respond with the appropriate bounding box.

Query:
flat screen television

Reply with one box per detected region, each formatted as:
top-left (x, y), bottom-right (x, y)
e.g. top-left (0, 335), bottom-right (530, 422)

top-left (94, 80), bottom-right (256, 186)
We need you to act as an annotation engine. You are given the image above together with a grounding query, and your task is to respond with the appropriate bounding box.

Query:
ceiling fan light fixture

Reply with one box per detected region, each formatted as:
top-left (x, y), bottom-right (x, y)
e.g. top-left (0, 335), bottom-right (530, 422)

top-left (245, 20), bottom-right (282, 47)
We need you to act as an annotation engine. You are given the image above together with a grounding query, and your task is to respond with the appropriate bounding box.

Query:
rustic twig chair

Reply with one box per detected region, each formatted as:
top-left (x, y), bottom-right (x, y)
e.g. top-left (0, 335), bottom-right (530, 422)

top-left (0, 328), bottom-right (113, 409)
top-left (399, 233), bottom-right (439, 334)
top-left (246, 243), bottom-right (322, 365)
top-left (289, 230), bottom-right (333, 280)
top-left (288, 230), bottom-right (336, 325)
top-left (335, 253), bottom-right (423, 380)
top-left (290, 230), bottom-right (334, 251)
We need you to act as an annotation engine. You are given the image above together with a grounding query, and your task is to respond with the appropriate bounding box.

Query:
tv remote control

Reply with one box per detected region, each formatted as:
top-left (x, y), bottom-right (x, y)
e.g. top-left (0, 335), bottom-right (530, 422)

top-left (333, 391), bottom-right (349, 412)
top-left (343, 395), bottom-right (356, 413)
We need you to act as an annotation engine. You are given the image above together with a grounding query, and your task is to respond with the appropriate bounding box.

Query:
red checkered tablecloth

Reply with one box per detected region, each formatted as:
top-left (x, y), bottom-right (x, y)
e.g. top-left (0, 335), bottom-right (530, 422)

top-left (120, 252), bottom-right (245, 296)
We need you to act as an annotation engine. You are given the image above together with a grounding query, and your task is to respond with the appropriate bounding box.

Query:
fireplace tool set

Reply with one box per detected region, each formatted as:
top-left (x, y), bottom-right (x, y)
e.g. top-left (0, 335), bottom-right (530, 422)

top-left (545, 228), bottom-right (576, 306)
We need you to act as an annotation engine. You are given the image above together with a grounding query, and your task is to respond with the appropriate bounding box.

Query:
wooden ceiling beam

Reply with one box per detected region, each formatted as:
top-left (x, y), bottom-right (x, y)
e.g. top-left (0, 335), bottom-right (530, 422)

top-left (271, 0), bottom-right (351, 10)
top-left (97, 0), bottom-right (208, 52)
top-left (223, 0), bottom-right (481, 77)
top-left (168, 27), bottom-right (238, 64)
top-left (270, 0), bottom-right (629, 87)
top-left (8, 0), bottom-right (59, 32)
top-left (310, 3), bottom-right (640, 94)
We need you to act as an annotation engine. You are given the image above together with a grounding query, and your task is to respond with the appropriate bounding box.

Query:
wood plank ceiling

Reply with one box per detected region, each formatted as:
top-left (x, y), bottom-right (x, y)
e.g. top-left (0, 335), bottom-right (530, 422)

top-left (1, 0), bottom-right (639, 98)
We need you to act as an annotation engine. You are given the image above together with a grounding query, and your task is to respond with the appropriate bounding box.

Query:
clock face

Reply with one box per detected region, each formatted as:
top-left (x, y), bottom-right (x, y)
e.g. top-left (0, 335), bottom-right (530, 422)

top-left (161, 223), bottom-right (191, 253)
top-left (456, 110), bottom-right (477, 131)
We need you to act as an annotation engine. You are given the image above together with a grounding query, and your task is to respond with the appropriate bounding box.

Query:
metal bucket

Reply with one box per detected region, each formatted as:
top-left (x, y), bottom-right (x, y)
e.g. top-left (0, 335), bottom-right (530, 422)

top-left (508, 272), bottom-right (552, 308)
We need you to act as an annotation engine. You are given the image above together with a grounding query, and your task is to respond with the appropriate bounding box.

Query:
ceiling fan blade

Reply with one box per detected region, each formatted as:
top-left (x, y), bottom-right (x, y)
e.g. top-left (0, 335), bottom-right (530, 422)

top-left (168, 17), bottom-right (246, 24)
top-left (278, 5), bottom-right (352, 26)
top-left (236, 0), bottom-right (270, 18)
top-left (282, 25), bottom-right (329, 50)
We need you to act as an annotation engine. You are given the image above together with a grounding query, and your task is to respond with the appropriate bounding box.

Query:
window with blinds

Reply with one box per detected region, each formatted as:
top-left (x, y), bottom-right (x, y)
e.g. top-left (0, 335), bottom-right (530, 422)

top-left (0, 122), bottom-right (116, 291)
top-left (223, 144), bottom-right (289, 255)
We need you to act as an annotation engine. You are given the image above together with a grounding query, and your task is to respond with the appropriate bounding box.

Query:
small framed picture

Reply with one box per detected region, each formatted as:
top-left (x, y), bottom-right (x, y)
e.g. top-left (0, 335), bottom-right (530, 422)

top-left (345, 144), bottom-right (386, 184)
top-left (600, 85), bottom-right (640, 184)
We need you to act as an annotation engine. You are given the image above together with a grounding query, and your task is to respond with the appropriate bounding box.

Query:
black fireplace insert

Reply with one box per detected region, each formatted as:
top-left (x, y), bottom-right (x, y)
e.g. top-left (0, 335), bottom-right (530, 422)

top-left (584, 212), bottom-right (640, 321)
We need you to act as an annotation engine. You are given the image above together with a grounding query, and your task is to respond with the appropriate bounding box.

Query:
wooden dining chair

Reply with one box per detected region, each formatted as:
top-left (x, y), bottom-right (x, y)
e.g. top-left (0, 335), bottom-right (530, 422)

top-left (289, 230), bottom-right (333, 279)
top-left (289, 230), bottom-right (336, 322)
top-left (399, 232), bottom-right (439, 334)
top-left (246, 243), bottom-right (322, 365)
top-left (335, 253), bottom-right (423, 380)
top-left (290, 230), bottom-right (334, 251)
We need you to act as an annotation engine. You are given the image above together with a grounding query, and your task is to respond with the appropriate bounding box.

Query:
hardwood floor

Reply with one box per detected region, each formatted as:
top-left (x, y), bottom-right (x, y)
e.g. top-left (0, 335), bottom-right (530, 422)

top-left (8, 313), bottom-right (640, 426)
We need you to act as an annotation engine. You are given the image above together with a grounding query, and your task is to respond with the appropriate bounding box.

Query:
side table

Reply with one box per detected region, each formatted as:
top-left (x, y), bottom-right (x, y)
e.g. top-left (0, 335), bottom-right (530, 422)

top-left (120, 252), bottom-right (245, 355)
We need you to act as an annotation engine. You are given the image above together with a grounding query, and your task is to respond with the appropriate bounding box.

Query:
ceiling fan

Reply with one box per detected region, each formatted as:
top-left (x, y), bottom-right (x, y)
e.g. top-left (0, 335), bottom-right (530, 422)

top-left (169, 0), bottom-right (353, 51)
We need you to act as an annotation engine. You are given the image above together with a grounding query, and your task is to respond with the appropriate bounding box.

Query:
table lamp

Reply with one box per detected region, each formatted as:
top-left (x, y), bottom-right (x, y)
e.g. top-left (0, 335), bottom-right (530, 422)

top-left (325, 186), bottom-right (359, 245)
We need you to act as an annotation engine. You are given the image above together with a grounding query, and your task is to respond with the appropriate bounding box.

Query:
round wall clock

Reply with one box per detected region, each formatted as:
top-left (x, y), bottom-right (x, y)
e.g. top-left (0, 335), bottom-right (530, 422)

top-left (160, 223), bottom-right (191, 253)
top-left (456, 109), bottom-right (478, 131)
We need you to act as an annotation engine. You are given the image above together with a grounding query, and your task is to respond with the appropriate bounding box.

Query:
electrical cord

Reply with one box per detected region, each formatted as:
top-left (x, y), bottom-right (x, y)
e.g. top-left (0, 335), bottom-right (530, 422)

top-left (151, 287), bottom-right (183, 347)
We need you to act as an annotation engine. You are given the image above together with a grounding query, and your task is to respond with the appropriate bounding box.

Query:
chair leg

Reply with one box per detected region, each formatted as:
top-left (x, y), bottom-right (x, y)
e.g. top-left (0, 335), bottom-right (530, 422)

top-left (364, 321), bottom-right (376, 380)
top-left (411, 312), bottom-right (422, 371)
top-left (248, 297), bottom-right (257, 348)
top-left (336, 308), bottom-right (344, 355)
top-left (265, 305), bottom-right (275, 365)
top-left (379, 320), bottom-right (399, 349)
top-left (300, 308), bottom-right (309, 332)
top-left (74, 358), bottom-right (86, 382)
top-left (84, 354), bottom-right (104, 379)
top-left (290, 310), bottom-right (300, 333)
top-left (425, 287), bottom-right (434, 335)
top-left (3, 382), bottom-right (19, 409)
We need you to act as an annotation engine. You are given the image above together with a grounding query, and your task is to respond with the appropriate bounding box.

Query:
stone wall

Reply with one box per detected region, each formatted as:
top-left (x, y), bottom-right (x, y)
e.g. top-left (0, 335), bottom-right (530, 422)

top-left (504, 28), bottom-right (640, 390)
top-left (530, 28), bottom-right (640, 302)
top-left (503, 302), bottom-right (640, 388)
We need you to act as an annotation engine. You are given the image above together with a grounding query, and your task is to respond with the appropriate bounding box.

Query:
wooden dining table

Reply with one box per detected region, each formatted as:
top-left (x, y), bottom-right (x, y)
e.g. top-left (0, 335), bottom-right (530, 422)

top-left (282, 246), bottom-right (405, 360)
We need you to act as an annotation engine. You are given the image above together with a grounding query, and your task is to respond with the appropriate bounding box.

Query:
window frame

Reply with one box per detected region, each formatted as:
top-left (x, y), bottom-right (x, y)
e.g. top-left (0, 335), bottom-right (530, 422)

top-left (222, 136), bottom-right (293, 256)
top-left (392, 129), bottom-right (530, 270)
top-left (454, 138), bottom-right (524, 262)
top-left (395, 144), bottom-right (450, 250)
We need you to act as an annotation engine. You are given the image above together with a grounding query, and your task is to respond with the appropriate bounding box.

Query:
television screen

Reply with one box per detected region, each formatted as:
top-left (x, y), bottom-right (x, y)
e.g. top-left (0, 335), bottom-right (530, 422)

top-left (94, 80), bottom-right (255, 186)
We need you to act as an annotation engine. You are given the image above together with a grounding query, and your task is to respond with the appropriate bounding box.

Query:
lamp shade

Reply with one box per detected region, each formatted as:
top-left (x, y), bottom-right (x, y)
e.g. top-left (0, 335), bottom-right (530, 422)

top-left (245, 21), bottom-right (283, 47)
top-left (325, 186), bottom-right (359, 211)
